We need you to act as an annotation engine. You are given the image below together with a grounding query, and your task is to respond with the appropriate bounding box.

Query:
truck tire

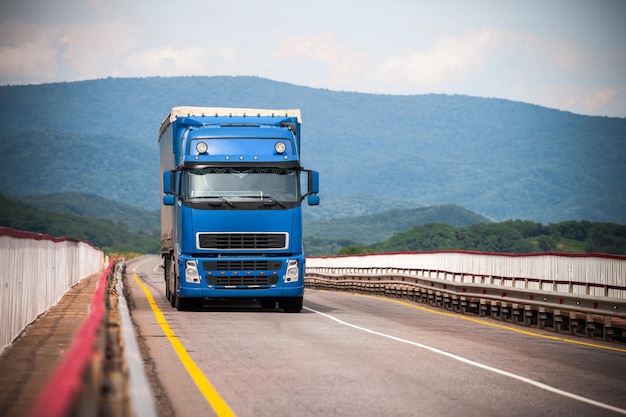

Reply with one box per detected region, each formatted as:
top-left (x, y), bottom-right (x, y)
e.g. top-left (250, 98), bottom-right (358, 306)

top-left (175, 293), bottom-right (195, 311)
top-left (170, 276), bottom-right (177, 307)
top-left (279, 296), bottom-right (303, 313)
top-left (164, 256), bottom-right (171, 301)
top-left (173, 276), bottom-right (201, 311)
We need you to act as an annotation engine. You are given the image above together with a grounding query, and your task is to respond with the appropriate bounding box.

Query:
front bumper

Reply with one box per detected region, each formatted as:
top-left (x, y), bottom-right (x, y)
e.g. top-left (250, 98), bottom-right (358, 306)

top-left (177, 254), bottom-right (305, 299)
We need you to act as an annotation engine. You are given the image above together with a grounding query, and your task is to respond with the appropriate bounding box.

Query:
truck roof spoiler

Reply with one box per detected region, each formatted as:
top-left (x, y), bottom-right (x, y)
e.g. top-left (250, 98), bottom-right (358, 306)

top-left (163, 106), bottom-right (302, 125)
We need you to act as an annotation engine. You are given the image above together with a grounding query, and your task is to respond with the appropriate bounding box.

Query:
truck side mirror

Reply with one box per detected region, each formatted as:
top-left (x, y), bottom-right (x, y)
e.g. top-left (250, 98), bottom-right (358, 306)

top-left (308, 194), bottom-right (320, 205)
top-left (163, 195), bottom-right (175, 206)
top-left (309, 170), bottom-right (319, 194)
top-left (163, 170), bottom-right (173, 194)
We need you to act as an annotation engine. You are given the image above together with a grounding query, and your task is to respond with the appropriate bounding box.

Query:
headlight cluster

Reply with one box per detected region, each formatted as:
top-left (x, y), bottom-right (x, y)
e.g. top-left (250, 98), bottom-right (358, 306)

top-left (285, 259), bottom-right (299, 282)
top-left (185, 259), bottom-right (200, 283)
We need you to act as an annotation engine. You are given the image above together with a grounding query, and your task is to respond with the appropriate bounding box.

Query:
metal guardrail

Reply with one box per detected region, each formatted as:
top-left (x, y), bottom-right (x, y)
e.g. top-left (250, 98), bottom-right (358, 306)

top-left (305, 267), bottom-right (626, 343)
top-left (306, 266), bottom-right (626, 314)
top-left (306, 251), bottom-right (626, 299)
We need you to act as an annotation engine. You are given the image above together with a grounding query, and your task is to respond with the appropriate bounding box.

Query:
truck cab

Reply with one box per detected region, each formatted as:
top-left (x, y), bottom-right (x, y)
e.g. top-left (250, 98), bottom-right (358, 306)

top-left (159, 107), bottom-right (319, 312)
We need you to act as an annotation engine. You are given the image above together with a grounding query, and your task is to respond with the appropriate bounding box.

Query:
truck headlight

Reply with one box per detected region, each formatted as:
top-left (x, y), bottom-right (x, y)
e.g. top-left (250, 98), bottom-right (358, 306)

top-left (285, 259), bottom-right (299, 282)
top-left (275, 141), bottom-right (286, 154)
top-left (196, 141), bottom-right (208, 154)
top-left (185, 260), bottom-right (200, 283)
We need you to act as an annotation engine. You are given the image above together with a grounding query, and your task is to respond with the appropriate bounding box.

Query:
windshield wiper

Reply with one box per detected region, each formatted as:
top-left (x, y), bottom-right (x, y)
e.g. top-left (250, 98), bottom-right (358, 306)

top-left (205, 196), bottom-right (234, 208)
top-left (218, 197), bottom-right (235, 208)
top-left (263, 195), bottom-right (286, 208)
top-left (238, 194), bottom-right (286, 208)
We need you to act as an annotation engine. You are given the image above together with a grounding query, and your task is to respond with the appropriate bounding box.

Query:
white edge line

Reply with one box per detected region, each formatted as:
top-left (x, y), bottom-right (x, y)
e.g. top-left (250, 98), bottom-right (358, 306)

top-left (304, 306), bottom-right (626, 416)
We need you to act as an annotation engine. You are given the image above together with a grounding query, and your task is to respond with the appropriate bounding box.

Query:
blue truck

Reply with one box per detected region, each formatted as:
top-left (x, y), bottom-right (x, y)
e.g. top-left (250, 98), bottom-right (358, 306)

top-left (159, 107), bottom-right (319, 312)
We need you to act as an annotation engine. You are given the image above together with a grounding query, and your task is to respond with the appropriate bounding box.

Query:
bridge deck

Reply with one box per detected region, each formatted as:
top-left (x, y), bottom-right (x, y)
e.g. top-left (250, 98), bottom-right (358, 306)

top-left (0, 271), bottom-right (102, 417)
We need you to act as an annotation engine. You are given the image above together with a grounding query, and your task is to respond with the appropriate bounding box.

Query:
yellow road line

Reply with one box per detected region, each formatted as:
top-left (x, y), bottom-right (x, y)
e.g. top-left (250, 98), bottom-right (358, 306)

top-left (321, 290), bottom-right (626, 354)
top-left (133, 273), bottom-right (236, 417)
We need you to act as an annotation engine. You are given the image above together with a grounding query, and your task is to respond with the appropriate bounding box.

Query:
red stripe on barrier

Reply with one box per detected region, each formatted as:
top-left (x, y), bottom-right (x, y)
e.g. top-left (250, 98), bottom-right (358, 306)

top-left (26, 260), bottom-right (114, 417)
top-left (307, 249), bottom-right (626, 261)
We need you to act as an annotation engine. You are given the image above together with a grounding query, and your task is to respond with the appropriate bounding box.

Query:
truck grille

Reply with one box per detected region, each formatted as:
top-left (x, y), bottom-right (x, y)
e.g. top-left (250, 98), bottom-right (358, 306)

top-left (206, 275), bottom-right (279, 287)
top-left (197, 233), bottom-right (288, 250)
top-left (202, 260), bottom-right (282, 271)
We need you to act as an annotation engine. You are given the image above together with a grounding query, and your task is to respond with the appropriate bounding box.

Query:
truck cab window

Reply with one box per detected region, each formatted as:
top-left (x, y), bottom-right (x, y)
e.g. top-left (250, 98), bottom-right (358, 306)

top-left (186, 167), bottom-right (299, 203)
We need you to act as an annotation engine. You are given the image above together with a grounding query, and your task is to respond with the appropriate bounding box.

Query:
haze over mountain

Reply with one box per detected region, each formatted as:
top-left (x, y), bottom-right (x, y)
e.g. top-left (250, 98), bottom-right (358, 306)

top-left (0, 76), bottom-right (624, 224)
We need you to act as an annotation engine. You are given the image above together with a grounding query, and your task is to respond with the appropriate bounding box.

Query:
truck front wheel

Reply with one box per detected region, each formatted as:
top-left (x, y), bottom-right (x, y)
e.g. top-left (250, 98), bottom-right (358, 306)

top-left (169, 275), bottom-right (177, 307)
top-left (175, 291), bottom-right (198, 311)
top-left (279, 296), bottom-right (303, 313)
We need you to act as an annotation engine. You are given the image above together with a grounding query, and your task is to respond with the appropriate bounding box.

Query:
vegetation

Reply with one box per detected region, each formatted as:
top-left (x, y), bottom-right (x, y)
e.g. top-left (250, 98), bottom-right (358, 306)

top-left (304, 204), bottom-right (491, 245)
top-left (304, 236), bottom-right (359, 257)
top-left (2, 192), bottom-right (624, 257)
top-left (1, 76), bottom-right (625, 224)
top-left (1, 76), bottom-right (624, 256)
top-left (338, 220), bottom-right (626, 256)
top-left (0, 195), bottom-right (159, 254)
top-left (17, 192), bottom-right (159, 233)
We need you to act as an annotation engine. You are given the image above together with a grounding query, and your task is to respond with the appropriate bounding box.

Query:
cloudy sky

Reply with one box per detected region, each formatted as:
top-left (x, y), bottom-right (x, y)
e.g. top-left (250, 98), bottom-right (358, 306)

top-left (1, 0), bottom-right (624, 117)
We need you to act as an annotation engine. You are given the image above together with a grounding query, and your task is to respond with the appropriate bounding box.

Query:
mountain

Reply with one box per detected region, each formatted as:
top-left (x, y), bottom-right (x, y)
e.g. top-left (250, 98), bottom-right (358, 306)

top-left (3, 191), bottom-right (623, 257)
top-left (362, 220), bottom-right (626, 256)
top-left (304, 204), bottom-right (491, 244)
top-left (302, 192), bottom-right (425, 220)
top-left (0, 76), bottom-right (625, 224)
top-left (1, 191), bottom-right (490, 256)
top-left (0, 195), bottom-right (158, 254)
top-left (15, 192), bottom-right (159, 232)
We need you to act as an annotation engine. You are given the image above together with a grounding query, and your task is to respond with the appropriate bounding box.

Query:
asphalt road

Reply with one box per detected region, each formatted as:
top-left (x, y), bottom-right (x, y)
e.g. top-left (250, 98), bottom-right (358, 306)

top-left (125, 255), bottom-right (626, 417)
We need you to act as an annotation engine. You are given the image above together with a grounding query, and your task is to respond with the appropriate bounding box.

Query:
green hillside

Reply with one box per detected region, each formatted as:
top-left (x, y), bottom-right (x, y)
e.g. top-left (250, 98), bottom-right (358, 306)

top-left (1, 76), bottom-right (625, 224)
top-left (17, 192), bottom-right (159, 233)
top-left (0, 195), bottom-right (158, 254)
top-left (3, 192), bottom-right (491, 256)
top-left (342, 220), bottom-right (626, 256)
top-left (304, 204), bottom-right (491, 244)
top-left (3, 192), bottom-right (624, 257)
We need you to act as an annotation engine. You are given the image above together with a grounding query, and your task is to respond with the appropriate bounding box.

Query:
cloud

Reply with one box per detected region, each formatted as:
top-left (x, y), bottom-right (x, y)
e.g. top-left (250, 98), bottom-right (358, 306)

top-left (0, 21), bottom-right (65, 83)
top-left (272, 33), bottom-right (373, 90)
top-left (582, 87), bottom-right (622, 113)
top-left (372, 28), bottom-right (521, 93)
top-left (522, 84), bottom-right (626, 116)
top-left (512, 34), bottom-right (626, 116)
top-left (522, 34), bottom-right (586, 75)
top-left (0, 17), bottom-right (140, 83)
top-left (57, 19), bottom-right (139, 79)
top-left (123, 45), bottom-right (237, 77)
top-left (0, 1), bottom-right (624, 117)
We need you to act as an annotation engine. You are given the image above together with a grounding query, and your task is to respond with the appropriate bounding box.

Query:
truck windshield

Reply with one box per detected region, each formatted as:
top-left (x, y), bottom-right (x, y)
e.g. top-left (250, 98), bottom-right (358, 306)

top-left (186, 167), bottom-right (299, 203)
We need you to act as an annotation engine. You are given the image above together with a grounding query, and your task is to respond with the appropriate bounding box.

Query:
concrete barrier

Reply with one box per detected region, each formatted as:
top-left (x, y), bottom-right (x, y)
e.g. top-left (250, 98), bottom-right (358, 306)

top-left (0, 227), bottom-right (105, 353)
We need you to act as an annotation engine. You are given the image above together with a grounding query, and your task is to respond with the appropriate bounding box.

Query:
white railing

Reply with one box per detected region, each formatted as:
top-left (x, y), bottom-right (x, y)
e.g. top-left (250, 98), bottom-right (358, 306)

top-left (306, 251), bottom-right (626, 300)
top-left (0, 227), bottom-right (105, 353)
